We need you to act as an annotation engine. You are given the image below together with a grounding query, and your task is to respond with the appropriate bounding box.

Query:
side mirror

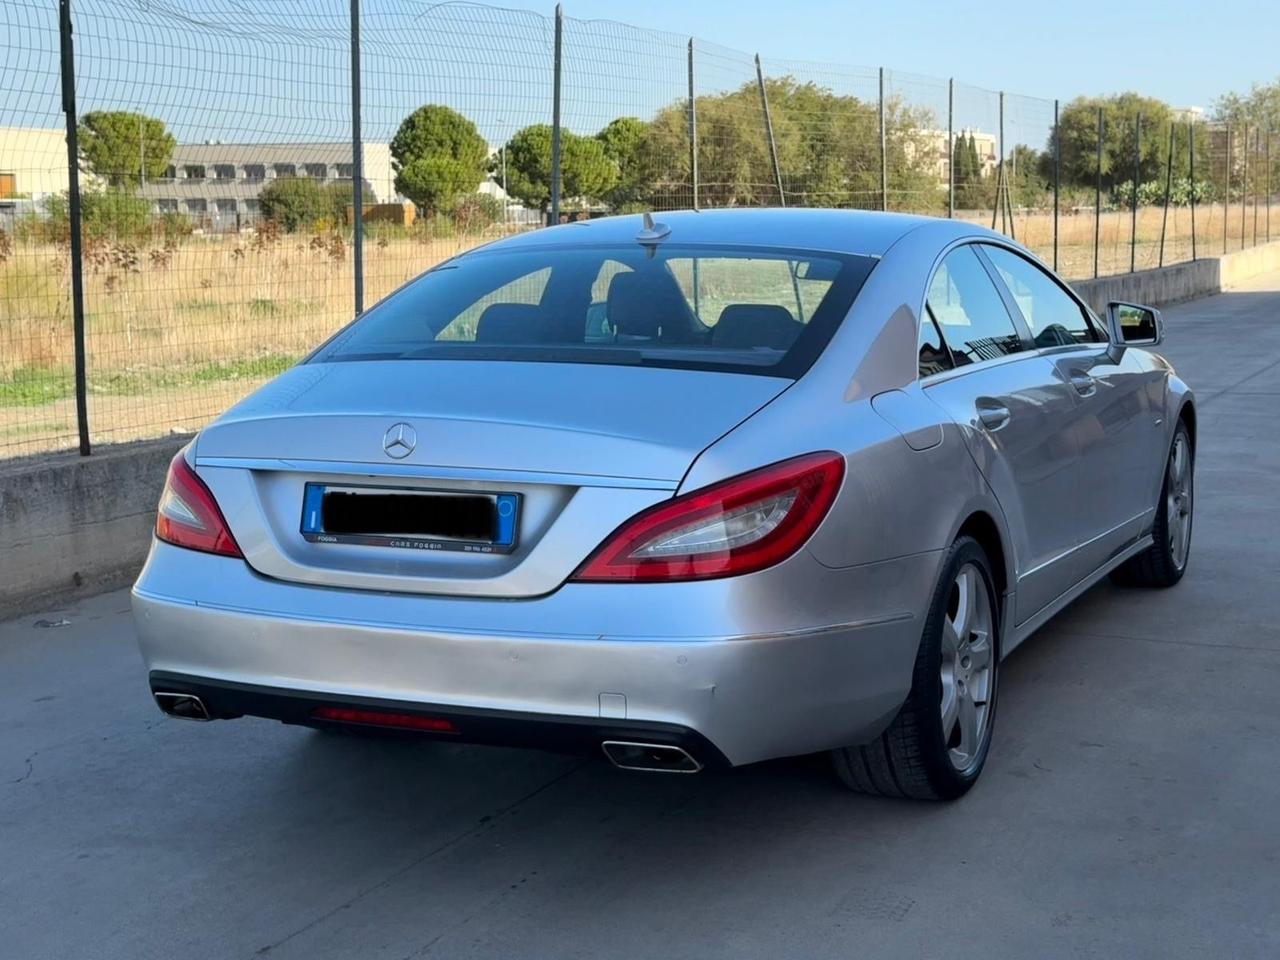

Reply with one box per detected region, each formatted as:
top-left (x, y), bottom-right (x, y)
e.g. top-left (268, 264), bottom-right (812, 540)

top-left (1106, 302), bottom-right (1164, 347)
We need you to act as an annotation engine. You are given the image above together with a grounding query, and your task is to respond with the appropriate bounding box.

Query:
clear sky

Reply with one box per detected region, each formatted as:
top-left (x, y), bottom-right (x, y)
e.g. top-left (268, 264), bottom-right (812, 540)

top-left (500, 0), bottom-right (1279, 110)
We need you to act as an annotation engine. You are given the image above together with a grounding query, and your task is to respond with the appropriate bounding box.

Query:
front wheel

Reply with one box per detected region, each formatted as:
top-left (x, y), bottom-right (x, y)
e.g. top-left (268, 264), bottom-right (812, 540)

top-left (1111, 420), bottom-right (1193, 588)
top-left (832, 536), bottom-right (999, 801)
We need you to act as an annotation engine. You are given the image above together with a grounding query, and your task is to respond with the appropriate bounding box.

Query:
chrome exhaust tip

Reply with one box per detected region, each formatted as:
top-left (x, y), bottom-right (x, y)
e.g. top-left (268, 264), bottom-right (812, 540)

top-left (154, 691), bottom-right (212, 722)
top-left (601, 740), bottom-right (702, 773)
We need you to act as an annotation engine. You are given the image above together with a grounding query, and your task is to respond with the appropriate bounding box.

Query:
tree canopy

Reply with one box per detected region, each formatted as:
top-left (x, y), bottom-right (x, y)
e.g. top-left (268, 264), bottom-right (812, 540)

top-left (952, 132), bottom-right (987, 209)
top-left (78, 111), bottom-right (176, 188)
top-left (1214, 76), bottom-right (1280, 132)
top-left (498, 124), bottom-right (618, 211)
top-left (640, 77), bottom-right (940, 211)
top-left (595, 116), bottom-right (653, 209)
top-left (390, 104), bottom-right (489, 213)
top-left (1047, 94), bottom-right (1202, 193)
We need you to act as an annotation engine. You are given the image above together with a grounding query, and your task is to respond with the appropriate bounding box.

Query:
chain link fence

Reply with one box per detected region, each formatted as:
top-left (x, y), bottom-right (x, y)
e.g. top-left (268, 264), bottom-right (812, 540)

top-left (1, 0), bottom-right (1276, 459)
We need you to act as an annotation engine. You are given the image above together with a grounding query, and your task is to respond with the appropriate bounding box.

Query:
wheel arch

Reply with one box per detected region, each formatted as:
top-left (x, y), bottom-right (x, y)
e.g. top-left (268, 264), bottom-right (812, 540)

top-left (1178, 399), bottom-right (1197, 451)
top-left (954, 510), bottom-right (1009, 602)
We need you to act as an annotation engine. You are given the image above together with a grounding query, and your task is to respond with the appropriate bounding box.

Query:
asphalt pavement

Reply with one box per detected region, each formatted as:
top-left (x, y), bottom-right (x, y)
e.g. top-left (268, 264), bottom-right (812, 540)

top-left (3, 274), bottom-right (1279, 960)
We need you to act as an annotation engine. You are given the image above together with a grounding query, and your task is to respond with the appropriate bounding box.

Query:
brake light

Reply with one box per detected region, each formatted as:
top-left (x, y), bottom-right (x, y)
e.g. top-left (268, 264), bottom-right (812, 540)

top-left (155, 453), bottom-right (243, 558)
top-left (572, 452), bottom-right (844, 582)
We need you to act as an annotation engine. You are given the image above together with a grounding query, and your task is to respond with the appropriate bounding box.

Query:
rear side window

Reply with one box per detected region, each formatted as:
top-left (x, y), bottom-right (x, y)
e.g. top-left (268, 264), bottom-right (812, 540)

top-left (917, 313), bottom-right (953, 377)
top-left (312, 244), bottom-right (877, 379)
top-left (982, 245), bottom-right (1101, 347)
top-left (926, 247), bottom-right (1024, 365)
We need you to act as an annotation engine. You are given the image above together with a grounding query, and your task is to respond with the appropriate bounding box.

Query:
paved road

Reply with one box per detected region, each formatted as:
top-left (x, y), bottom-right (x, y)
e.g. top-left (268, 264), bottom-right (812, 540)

top-left (4, 276), bottom-right (1280, 960)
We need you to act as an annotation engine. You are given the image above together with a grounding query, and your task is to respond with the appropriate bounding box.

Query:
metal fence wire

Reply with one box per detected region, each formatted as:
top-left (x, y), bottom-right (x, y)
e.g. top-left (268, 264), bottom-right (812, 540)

top-left (0, 0), bottom-right (1276, 459)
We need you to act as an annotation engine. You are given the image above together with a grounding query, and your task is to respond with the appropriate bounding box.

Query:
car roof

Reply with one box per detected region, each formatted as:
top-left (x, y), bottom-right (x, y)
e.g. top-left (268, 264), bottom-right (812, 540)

top-left (476, 208), bottom-right (1005, 259)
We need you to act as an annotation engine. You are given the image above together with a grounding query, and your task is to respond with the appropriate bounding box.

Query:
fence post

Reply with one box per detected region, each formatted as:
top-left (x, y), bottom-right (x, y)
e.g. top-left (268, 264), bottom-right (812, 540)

top-left (1241, 124), bottom-right (1249, 250)
top-left (878, 68), bottom-right (888, 211)
top-left (947, 79), bottom-right (954, 219)
top-left (1252, 128), bottom-right (1259, 246)
top-left (1189, 120), bottom-right (1197, 260)
top-left (1224, 124), bottom-right (1231, 254)
top-left (755, 55), bottom-right (784, 206)
top-left (687, 38), bottom-right (698, 210)
top-left (993, 91), bottom-right (1004, 232)
top-left (349, 0), bottom-right (364, 315)
top-left (1051, 98), bottom-right (1060, 269)
top-left (548, 3), bottom-right (563, 226)
top-left (58, 0), bottom-right (90, 456)
top-left (1130, 112), bottom-right (1140, 273)
top-left (1094, 106), bottom-right (1103, 278)
top-left (1267, 130), bottom-right (1271, 243)
top-left (1159, 120), bottom-right (1173, 267)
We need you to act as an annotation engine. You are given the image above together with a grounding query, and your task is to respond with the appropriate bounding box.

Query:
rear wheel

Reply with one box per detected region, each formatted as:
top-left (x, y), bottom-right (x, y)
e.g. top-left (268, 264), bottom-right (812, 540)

top-left (832, 537), bottom-right (999, 801)
top-left (1111, 420), bottom-right (1193, 588)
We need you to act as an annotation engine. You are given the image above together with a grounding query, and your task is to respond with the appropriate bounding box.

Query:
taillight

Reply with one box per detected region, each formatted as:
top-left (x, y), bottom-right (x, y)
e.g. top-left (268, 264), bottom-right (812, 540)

top-left (571, 452), bottom-right (844, 583)
top-left (155, 452), bottom-right (243, 558)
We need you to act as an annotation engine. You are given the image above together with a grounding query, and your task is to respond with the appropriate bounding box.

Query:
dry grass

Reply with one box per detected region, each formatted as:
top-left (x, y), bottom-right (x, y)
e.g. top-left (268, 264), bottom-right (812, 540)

top-left (1, 202), bottom-right (1275, 457)
top-left (0, 228), bottom-right (504, 454)
top-left (964, 202), bottom-right (1274, 280)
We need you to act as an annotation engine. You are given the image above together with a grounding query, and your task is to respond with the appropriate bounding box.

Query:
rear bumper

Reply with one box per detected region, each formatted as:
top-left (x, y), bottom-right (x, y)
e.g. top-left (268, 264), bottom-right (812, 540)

top-left (132, 541), bottom-right (939, 766)
top-left (148, 671), bottom-right (731, 767)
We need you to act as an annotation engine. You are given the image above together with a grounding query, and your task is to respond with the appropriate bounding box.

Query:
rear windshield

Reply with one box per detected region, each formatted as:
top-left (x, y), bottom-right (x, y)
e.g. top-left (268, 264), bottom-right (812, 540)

top-left (311, 243), bottom-right (877, 378)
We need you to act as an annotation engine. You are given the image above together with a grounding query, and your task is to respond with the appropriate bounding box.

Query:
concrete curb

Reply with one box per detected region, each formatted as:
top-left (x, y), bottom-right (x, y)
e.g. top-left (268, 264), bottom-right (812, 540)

top-left (0, 436), bottom-right (189, 620)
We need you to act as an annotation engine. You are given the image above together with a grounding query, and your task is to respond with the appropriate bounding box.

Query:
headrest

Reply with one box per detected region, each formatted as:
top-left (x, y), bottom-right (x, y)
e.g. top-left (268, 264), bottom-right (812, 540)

top-left (712, 304), bottom-right (803, 351)
top-left (605, 272), bottom-right (662, 339)
top-left (475, 303), bottom-right (545, 343)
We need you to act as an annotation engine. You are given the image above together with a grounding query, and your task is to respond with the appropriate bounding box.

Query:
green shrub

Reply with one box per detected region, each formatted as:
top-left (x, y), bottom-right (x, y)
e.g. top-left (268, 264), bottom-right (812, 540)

top-left (1110, 178), bottom-right (1214, 207)
top-left (258, 177), bottom-right (331, 232)
top-left (449, 192), bottom-right (505, 231)
top-left (34, 189), bottom-right (154, 241)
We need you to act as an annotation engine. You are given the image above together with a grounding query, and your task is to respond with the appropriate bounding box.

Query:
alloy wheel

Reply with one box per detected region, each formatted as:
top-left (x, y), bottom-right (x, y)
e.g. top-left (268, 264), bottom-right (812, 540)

top-left (1167, 433), bottom-right (1193, 570)
top-left (939, 563), bottom-right (995, 772)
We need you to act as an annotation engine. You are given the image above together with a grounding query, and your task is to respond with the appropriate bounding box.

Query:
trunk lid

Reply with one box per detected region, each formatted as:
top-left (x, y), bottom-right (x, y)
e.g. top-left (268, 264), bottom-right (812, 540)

top-left (194, 360), bottom-right (790, 597)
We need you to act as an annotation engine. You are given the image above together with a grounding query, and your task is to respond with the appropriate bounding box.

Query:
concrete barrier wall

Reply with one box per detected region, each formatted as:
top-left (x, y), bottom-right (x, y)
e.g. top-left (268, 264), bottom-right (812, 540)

top-left (4, 239), bottom-right (1280, 620)
top-left (1072, 240), bottom-right (1280, 314)
top-left (0, 436), bottom-right (188, 619)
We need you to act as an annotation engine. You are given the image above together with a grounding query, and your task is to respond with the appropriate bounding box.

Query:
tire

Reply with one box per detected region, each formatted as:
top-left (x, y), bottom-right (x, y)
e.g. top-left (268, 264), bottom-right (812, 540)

top-left (832, 536), bottom-right (999, 801)
top-left (1111, 420), bottom-right (1193, 589)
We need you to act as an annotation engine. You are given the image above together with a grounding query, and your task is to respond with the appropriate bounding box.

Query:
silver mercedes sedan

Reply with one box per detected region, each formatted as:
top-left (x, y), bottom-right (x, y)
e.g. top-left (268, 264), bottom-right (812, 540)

top-left (132, 209), bottom-right (1195, 800)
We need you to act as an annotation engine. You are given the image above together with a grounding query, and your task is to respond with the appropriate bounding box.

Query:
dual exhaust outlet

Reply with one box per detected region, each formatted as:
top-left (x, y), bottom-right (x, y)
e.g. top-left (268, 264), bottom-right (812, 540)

top-left (153, 693), bottom-right (702, 773)
top-left (153, 691), bottom-right (211, 721)
top-left (601, 740), bottom-right (702, 773)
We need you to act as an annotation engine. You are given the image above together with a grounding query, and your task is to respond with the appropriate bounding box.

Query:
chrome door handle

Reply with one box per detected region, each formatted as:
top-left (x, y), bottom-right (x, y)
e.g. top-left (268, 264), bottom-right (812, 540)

top-left (977, 404), bottom-right (1010, 430)
top-left (1070, 373), bottom-right (1097, 396)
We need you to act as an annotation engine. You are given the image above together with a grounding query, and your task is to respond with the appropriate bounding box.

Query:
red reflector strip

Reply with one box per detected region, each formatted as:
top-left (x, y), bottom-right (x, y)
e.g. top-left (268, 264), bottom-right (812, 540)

top-left (312, 706), bottom-right (456, 733)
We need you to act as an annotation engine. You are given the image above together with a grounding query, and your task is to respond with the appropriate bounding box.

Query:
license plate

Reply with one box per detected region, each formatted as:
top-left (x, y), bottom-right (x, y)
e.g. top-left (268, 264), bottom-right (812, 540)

top-left (300, 483), bottom-right (518, 554)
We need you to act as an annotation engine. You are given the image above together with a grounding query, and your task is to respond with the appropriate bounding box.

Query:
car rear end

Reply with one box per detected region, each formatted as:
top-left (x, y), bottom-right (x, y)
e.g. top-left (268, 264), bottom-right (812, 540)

top-left (131, 217), bottom-right (929, 768)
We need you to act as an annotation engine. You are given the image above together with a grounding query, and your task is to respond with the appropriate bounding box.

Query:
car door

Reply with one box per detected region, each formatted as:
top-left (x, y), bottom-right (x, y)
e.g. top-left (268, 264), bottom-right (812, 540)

top-left (919, 245), bottom-right (1084, 626)
top-left (980, 244), bottom-right (1158, 583)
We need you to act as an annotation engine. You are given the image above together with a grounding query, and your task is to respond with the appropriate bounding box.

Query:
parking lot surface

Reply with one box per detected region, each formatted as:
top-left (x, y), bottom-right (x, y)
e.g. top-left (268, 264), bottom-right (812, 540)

top-left (3, 275), bottom-right (1279, 960)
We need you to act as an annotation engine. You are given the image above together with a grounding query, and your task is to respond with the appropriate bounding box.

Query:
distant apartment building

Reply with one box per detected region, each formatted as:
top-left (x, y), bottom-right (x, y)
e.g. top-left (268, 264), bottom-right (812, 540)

top-left (137, 141), bottom-right (396, 230)
top-left (0, 127), bottom-right (71, 201)
top-left (905, 128), bottom-right (999, 184)
top-left (0, 127), bottom-right (74, 228)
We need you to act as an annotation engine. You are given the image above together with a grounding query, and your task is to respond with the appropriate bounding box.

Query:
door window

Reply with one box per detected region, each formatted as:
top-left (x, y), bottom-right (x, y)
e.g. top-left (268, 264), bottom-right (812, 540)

top-left (982, 246), bottom-right (1101, 347)
top-left (926, 246), bottom-right (1024, 365)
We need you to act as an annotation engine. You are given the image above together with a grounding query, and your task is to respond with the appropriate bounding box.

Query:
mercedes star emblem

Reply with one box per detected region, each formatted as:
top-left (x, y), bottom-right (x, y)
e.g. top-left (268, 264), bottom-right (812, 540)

top-left (382, 422), bottom-right (417, 459)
